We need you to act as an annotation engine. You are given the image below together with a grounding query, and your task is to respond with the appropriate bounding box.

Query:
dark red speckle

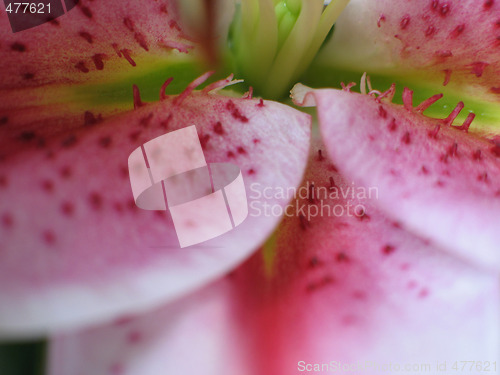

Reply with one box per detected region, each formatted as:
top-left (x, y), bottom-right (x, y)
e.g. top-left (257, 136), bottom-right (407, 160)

top-left (472, 149), bottom-right (483, 161)
top-left (484, 0), bottom-right (494, 9)
top-left (213, 121), bottom-right (224, 135)
top-left (127, 331), bottom-right (142, 344)
top-left (451, 24), bottom-right (465, 38)
top-left (226, 101), bottom-right (249, 122)
top-left (99, 136), bottom-right (112, 148)
top-left (388, 118), bottom-right (397, 131)
top-left (308, 256), bottom-right (322, 268)
top-left (336, 252), bottom-right (350, 263)
top-left (129, 130), bottom-right (141, 142)
top-left (121, 49), bottom-right (136, 67)
top-left (89, 192), bottom-right (103, 210)
top-left (436, 50), bottom-right (452, 58)
top-left (139, 113), bottom-right (153, 127)
top-left (299, 214), bottom-right (309, 230)
top-left (471, 62), bottom-right (489, 77)
top-left (23, 73), bottom-right (35, 80)
top-left (0, 116), bottom-right (7, 126)
top-left (61, 201), bottom-right (74, 216)
top-left (79, 31), bottom-right (93, 44)
top-left (2, 213), bottom-right (13, 228)
top-left (237, 146), bottom-right (247, 154)
top-left (227, 151), bottom-right (235, 158)
top-left (431, 0), bottom-right (439, 10)
top-left (247, 168), bottom-right (256, 175)
top-left (0, 175), bottom-right (7, 188)
top-left (318, 149), bottom-right (324, 161)
top-left (84, 111), bottom-right (102, 126)
top-left (134, 32), bottom-right (149, 51)
top-left (425, 26), bottom-right (436, 37)
top-left (447, 142), bottom-right (458, 157)
top-left (75, 61), bottom-right (89, 73)
top-left (199, 134), bottom-right (210, 150)
top-left (19, 131), bottom-right (36, 142)
top-left (80, 5), bottom-right (93, 18)
top-left (42, 230), bottom-right (56, 245)
top-left (60, 166), bottom-right (72, 179)
top-left (491, 144), bottom-right (500, 157)
top-left (377, 14), bottom-right (386, 27)
top-left (439, 3), bottom-right (450, 16)
top-left (61, 135), bottom-right (77, 148)
top-left (418, 288), bottom-right (430, 298)
top-left (123, 17), bottom-right (135, 31)
top-left (168, 20), bottom-right (181, 31)
top-left (400, 15), bottom-right (410, 30)
top-left (92, 54), bottom-right (105, 70)
top-left (401, 132), bottom-right (411, 144)
top-left (11, 42), bottom-right (26, 52)
top-left (382, 245), bottom-right (396, 255)
top-left (477, 172), bottom-right (489, 182)
top-left (378, 105), bottom-right (387, 118)
top-left (41, 180), bottom-right (54, 193)
top-left (306, 276), bottom-right (335, 293)
top-left (356, 210), bottom-right (370, 221)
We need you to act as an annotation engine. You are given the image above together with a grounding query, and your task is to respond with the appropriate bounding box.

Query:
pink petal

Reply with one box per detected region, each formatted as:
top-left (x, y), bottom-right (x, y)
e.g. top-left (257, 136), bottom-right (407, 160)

top-left (323, 0), bottom-right (500, 96)
top-left (238, 141), bottom-right (499, 372)
top-left (49, 140), bottom-right (499, 375)
top-left (297, 86), bottom-right (500, 271)
top-left (0, 86), bottom-right (310, 337)
top-left (49, 280), bottom-right (247, 375)
top-left (0, 0), bottom-right (193, 89)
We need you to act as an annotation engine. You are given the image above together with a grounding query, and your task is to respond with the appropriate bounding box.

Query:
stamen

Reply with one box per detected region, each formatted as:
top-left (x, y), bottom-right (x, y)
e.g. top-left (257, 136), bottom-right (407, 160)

top-left (341, 82), bottom-right (356, 92)
top-left (173, 71), bottom-right (214, 105)
top-left (402, 87), bottom-right (413, 111)
top-left (360, 72), bottom-right (367, 95)
top-left (202, 74), bottom-right (243, 93)
top-left (453, 112), bottom-right (475, 132)
top-left (243, 86), bottom-right (254, 99)
top-left (377, 83), bottom-right (396, 102)
top-left (366, 75), bottom-right (373, 92)
top-left (443, 101), bottom-right (464, 126)
top-left (133, 85), bottom-right (143, 109)
top-left (415, 93), bottom-right (443, 113)
top-left (231, 0), bottom-right (349, 98)
top-left (160, 77), bottom-right (174, 100)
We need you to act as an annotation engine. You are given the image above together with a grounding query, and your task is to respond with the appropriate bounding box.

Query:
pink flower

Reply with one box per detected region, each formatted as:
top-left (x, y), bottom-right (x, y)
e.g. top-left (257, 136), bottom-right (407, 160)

top-left (0, 0), bottom-right (498, 374)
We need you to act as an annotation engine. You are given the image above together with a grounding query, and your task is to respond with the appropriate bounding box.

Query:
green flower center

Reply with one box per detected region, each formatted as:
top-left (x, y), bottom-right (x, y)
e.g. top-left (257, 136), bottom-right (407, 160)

top-left (229, 0), bottom-right (350, 99)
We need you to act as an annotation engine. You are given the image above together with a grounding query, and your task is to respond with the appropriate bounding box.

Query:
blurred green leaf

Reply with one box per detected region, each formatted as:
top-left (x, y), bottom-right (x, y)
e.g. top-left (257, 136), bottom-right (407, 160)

top-left (0, 340), bottom-right (46, 375)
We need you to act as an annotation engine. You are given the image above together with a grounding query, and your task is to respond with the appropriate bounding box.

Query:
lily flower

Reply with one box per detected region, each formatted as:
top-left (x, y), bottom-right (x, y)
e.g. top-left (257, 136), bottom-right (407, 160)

top-left (0, 0), bottom-right (498, 374)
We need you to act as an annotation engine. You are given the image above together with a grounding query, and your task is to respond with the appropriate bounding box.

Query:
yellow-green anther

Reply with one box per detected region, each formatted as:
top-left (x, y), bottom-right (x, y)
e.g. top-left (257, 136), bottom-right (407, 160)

top-left (229, 0), bottom-right (350, 99)
top-left (285, 0), bottom-right (301, 15)
top-left (277, 9), bottom-right (298, 50)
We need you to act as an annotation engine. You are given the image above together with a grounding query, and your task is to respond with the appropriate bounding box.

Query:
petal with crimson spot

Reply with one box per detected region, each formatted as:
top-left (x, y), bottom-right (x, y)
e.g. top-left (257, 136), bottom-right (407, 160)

top-left (47, 140), bottom-right (499, 375)
top-left (0, 0), bottom-right (193, 89)
top-left (0, 85), bottom-right (311, 337)
top-left (293, 85), bottom-right (500, 272)
top-left (319, 0), bottom-right (500, 101)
